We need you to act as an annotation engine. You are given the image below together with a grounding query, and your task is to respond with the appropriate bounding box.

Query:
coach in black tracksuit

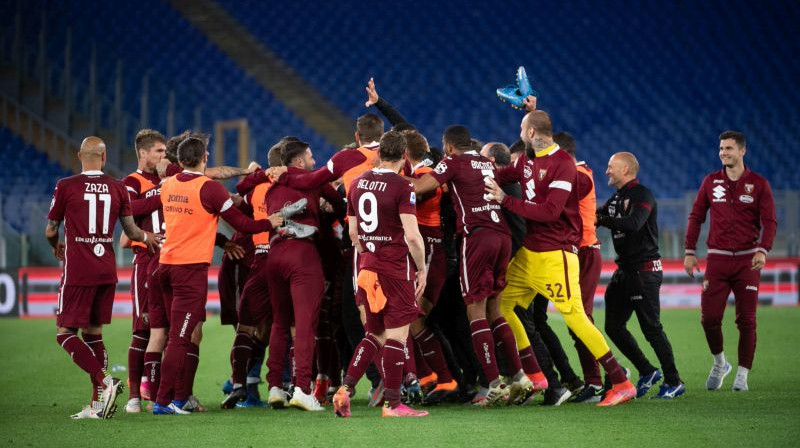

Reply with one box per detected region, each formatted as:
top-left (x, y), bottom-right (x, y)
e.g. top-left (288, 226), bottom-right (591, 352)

top-left (596, 152), bottom-right (683, 396)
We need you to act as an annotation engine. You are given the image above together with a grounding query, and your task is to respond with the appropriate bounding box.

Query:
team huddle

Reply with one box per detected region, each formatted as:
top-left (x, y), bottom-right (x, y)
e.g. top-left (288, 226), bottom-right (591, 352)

top-left (46, 81), bottom-right (776, 419)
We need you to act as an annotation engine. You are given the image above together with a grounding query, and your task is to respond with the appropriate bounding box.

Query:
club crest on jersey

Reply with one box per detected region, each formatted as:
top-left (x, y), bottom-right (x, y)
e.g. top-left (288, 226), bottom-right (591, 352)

top-left (524, 165), bottom-right (533, 179)
top-left (538, 169), bottom-right (547, 181)
top-left (434, 162), bottom-right (447, 175)
top-left (744, 183), bottom-right (754, 193)
top-left (93, 243), bottom-right (105, 257)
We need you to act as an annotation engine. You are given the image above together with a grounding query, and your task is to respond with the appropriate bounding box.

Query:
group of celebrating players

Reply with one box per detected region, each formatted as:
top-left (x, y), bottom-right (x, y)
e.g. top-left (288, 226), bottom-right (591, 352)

top-left (47, 79), bottom-right (776, 419)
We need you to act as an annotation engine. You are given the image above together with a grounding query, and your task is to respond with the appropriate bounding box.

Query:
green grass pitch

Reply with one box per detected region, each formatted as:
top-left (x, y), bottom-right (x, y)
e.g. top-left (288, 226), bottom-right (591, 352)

top-left (1, 307), bottom-right (799, 447)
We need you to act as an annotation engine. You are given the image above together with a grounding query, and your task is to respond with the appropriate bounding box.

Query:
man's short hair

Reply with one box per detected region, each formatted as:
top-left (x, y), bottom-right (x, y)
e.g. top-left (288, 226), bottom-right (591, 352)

top-left (524, 110), bottom-right (553, 137)
top-left (391, 122), bottom-right (417, 132)
top-left (356, 113), bottom-right (384, 144)
top-left (379, 130), bottom-right (406, 162)
top-left (280, 140), bottom-right (310, 166)
top-left (553, 131), bottom-right (576, 156)
top-left (165, 130), bottom-right (210, 163)
top-left (509, 139), bottom-right (526, 155)
top-left (135, 129), bottom-right (166, 152)
top-left (402, 130), bottom-right (428, 161)
top-left (442, 125), bottom-right (472, 151)
top-left (485, 143), bottom-right (510, 167)
top-left (177, 136), bottom-right (207, 168)
top-left (719, 130), bottom-right (746, 148)
top-left (268, 136), bottom-right (299, 167)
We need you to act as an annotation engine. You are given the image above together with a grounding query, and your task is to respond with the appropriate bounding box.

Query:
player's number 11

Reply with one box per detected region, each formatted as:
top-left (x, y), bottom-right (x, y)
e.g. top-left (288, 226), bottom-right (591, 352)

top-left (83, 193), bottom-right (111, 234)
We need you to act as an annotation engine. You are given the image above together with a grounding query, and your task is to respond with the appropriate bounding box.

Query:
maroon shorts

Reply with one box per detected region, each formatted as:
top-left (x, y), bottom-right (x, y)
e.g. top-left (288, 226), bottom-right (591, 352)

top-left (358, 273), bottom-right (421, 334)
top-left (238, 254), bottom-right (272, 327)
top-left (157, 263), bottom-right (208, 327)
top-left (577, 246), bottom-right (602, 315)
top-left (460, 229), bottom-right (511, 304)
top-left (131, 251), bottom-right (154, 332)
top-left (147, 255), bottom-right (170, 329)
top-left (423, 233), bottom-right (447, 307)
top-left (56, 283), bottom-right (115, 329)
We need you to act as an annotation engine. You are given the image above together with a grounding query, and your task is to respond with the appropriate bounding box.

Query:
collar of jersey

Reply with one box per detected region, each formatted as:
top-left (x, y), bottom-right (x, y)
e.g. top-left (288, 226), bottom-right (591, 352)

top-left (534, 143), bottom-right (560, 158)
top-left (182, 169), bottom-right (203, 175)
top-left (373, 167), bottom-right (396, 173)
top-left (464, 150), bottom-right (478, 156)
top-left (81, 170), bottom-right (104, 175)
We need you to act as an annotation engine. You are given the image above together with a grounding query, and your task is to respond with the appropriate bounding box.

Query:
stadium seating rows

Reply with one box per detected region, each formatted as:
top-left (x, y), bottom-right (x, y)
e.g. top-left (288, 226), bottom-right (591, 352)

top-left (0, 127), bottom-right (69, 232)
top-left (3, 0), bottom-right (333, 168)
top-left (217, 0), bottom-right (800, 200)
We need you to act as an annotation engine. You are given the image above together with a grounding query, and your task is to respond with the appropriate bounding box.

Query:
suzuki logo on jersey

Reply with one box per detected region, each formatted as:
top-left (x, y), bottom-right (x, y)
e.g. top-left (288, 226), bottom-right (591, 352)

top-left (712, 185), bottom-right (726, 202)
top-left (525, 179), bottom-right (535, 200)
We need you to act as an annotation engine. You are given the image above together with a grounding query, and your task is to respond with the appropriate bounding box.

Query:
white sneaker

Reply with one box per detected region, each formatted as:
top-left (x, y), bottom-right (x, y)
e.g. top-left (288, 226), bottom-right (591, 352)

top-left (168, 402), bottom-right (191, 415)
top-left (72, 401), bottom-right (112, 419)
top-left (508, 374), bottom-right (534, 405)
top-left (125, 398), bottom-right (142, 413)
top-left (100, 377), bottom-right (124, 418)
top-left (70, 405), bottom-right (101, 419)
top-left (288, 387), bottom-right (325, 411)
top-left (732, 374), bottom-right (749, 392)
top-left (486, 381), bottom-right (510, 406)
top-left (268, 386), bottom-right (289, 409)
top-left (183, 395), bottom-right (206, 412)
top-left (706, 362), bottom-right (732, 390)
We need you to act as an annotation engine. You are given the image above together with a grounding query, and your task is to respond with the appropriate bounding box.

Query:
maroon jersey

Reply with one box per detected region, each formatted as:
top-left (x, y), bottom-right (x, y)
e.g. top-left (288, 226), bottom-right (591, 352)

top-left (496, 145), bottom-right (581, 252)
top-left (165, 162), bottom-right (182, 177)
top-left (123, 170), bottom-right (164, 241)
top-left (266, 166), bottom-right (343, 230)
top-left (429, 150), bottom-right (510, 236)
top-left (48, 170), bottom-right (132, 286)
top-left (347, 168), bottom-right (417, 280)
top-left (685, 167), bottom-right (777, 255)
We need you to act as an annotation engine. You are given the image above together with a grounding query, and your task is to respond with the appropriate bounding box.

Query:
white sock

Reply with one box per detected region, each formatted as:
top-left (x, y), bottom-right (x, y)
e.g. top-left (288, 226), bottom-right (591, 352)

top-left (736, 366), bottom-right (749, 379)
top-left (713, 352), bottom-right (726, 366)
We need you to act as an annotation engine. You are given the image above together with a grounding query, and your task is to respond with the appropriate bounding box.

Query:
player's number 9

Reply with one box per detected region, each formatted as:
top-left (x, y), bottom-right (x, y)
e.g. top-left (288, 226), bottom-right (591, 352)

top-left (358, 192), bottom-right (378, 233)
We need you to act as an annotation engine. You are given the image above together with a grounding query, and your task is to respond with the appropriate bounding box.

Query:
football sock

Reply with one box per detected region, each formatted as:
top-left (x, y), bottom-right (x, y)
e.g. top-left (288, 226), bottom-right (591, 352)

top-left (128, 330), bottom-right (149, 399)
top-left (492, 317), bottom-right (523, 373)
top-left (57, 332), bottom-right (106, 385)
top-left (518, 346), bottom-right (543, 374)
top-left (382, 338), bottom-right (406, 408)
top-left (404, 335), bottom-right (417, 378)
top-left (598, 351), bottom-right (628, 385)
top-left (143, 351), bottom-right (162, 399)
top-left (413, 328), bottom-right (453, 383)
top-left (83, 333), bottom-right (108, 371)
top-left (412, 339), bottom-right (434, 379)
top-left (247, 337), bottom-right (267, 384)
top-left (231, 332), bottom-right (253, 387)
top-left (343, 334), bottom-right (381, 389)
top-left (470, 319), bottom-right (500, 383)
top-left (736, 365), bottom-right (749, 380)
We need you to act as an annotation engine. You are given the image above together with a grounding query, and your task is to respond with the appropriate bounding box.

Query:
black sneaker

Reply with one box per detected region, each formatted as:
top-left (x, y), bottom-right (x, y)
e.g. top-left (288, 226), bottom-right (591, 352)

top-left (541, 387), bottom-right (572, 406)
top-left (220, 386), bottom-right (247, 409)
top-left (570, 384), bottom-right (603, 404)
top-left (565, 378), bottom-right (585, 394)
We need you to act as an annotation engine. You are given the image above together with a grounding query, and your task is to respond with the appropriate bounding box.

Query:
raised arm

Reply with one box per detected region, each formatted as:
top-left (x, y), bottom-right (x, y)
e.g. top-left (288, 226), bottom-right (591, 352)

top-left (365, 78), bottom-right (411, 127)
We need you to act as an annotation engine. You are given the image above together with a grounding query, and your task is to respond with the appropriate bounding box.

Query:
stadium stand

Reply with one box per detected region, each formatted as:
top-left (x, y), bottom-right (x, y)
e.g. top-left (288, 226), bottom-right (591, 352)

top-left (0, 126), bottom-right (69, 233)
top-left (217, 0), bottom-right (800, 201)
top-left (1, 0), bottom-right (334, 168)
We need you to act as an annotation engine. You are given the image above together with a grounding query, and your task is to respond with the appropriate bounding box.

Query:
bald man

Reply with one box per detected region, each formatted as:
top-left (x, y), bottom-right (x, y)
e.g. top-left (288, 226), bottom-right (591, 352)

top-left (486, 110), bottom-right (636, 406)
top-left (47, 137), bottom-right (160, 419)
top-left (596, 152), bottom-right (684, 399)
